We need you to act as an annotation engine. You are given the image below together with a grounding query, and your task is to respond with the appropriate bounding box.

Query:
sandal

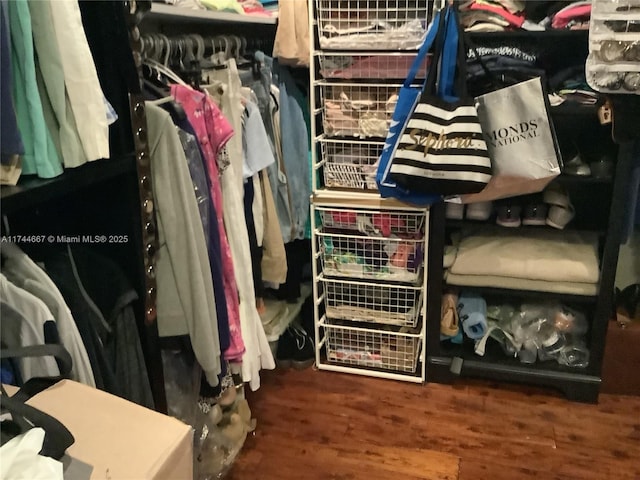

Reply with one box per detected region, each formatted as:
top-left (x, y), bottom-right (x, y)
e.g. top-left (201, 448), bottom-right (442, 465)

top-left (441, 292), bottom-right (463, 343)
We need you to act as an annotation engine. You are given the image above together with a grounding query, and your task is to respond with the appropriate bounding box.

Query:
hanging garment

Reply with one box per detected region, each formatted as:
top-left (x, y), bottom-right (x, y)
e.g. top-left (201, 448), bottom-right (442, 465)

top-left (7, 0), bottom-right (62, 179)
top-left (273, 0), bottom-right (310, 67)
top-left (44, 253), bottom-right (119, 396)
top-left (170, 85), bottom-right (243, 364)
top-left (0, 275), bottom-right (61, 381)
top-left (28, 0), bottom-right (87, 169)
top-left (146, 102), bottom-right (222, 387)
top-left (260, 169), bottom-right (288, 285)
top-left (177, 127), bottom-right (244, 362)
top-left (61, 246), bottom-right (154, 408)
top-left (268, 56), bottom-right (311, 242)
top-left (203, 61), bottom-right (276, 390)
top-left (78, 0), bottom-right (139, 158)
top-left (0, 2), bottom-right (23, 168)
top-left (48, 0), bottom-right (109, 161)
top-left (1, 243), bottom-right (95, 387)
top-left (252, 173), bottom-right (265, 248)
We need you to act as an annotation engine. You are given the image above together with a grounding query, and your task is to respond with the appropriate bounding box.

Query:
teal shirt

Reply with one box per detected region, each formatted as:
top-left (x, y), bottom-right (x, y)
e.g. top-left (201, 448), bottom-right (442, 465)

top-left (9, 0), bottom-right (62, 178)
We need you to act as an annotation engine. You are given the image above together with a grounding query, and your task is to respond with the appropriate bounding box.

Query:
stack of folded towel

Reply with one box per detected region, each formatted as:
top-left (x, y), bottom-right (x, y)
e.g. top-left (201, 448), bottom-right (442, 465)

top-left (444, 228), bottom-right (600, 296)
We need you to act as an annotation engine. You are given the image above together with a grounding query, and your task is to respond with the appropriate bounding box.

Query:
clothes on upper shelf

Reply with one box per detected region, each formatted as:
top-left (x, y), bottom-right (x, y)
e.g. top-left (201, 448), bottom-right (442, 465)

top-left (153, 0), bottom-right (276, 17)
top-left (460, 0), bottom-right (591, 31)
top-left (273, 0), bottom-right (309, 67)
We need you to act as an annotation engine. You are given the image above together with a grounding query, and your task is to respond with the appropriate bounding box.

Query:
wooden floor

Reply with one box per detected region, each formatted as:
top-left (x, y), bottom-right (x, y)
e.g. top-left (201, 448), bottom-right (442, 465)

top-left (228, 368), bottom-right (640, 480)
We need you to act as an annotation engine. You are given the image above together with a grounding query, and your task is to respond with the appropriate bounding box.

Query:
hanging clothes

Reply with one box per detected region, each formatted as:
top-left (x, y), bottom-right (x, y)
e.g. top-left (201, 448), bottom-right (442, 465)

top-left (48, 0), bottom-right (109, 161)
top-left (1, 243), bottom-right (95, 387)
top-left (202, 60), bottom-right (276, 390)
top-left (0, 275), bottom-right (61, 381)
top-left (146, 102), bottom-right (222, 388)
top-left (170, 85), bottom-right (245, 369)
top-left (7, 0), bottom-right (62, 179)
top-left (28, 0), bottom-right (87, 169)
top-left (0, 2), bottom-right (24, 170)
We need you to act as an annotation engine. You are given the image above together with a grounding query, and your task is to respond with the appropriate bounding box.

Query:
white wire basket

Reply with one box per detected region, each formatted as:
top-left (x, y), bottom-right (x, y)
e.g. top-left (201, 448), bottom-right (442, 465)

top-left (317, 51), bottom-right (429, 80)
top-left (319, 82), bottom-right (400, 138)
top-left (318, 206), bottom-right (426, 236)
top-left (315, 0), bottom-right (431, 50)
top-left (322, 319), bottom-right (422, 373)
top-left (320, 275), bottom-right (423, 327)
top-left (320, 137), bottom-right (382, 190)
top-left (317, 231), bottom-right (424, 282)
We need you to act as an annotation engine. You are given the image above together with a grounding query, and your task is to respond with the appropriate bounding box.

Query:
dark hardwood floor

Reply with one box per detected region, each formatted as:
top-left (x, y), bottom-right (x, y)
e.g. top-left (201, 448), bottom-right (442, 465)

top-left (228, 368), bottom-right (640, 480)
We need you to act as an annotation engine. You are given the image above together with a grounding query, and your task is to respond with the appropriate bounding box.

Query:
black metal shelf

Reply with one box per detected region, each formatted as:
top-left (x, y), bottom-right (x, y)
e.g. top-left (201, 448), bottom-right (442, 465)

top-left (443, 283), bottom-right (599, 305)
top-left (428, 340), bottom-right (600, 402)
top-left (445, 218), bottom-right (607, 236)
top-left (468, 29), bottom-right (589, 40)
top-left (0, 155), bottom-right (136, 215)
top-left (552, 174), bottom-right (614, 186)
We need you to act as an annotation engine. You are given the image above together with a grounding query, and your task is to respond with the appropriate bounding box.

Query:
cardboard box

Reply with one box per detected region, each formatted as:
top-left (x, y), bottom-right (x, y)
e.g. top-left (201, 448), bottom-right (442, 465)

top-left (9, 380), bottom-right (193, 480)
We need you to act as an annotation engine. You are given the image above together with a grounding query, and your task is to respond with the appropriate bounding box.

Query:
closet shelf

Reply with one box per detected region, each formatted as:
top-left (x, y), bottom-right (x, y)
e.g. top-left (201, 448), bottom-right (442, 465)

top-left (145, 3), bottom-right (277, 25)
top-left (442, 284), bottom-right (599, 305)
top-left (553, 174), bottom-right (614, 186)
top-left (0, 155), bottom-right (136, 214)
top-left (312, 189), bottom-right (430, 212)
top-left (445, 219), bottom-right (607, 236)
top-left (437, 340), bottom-right (597, 376)
top-left (468, 29), bottom-right (589, 40)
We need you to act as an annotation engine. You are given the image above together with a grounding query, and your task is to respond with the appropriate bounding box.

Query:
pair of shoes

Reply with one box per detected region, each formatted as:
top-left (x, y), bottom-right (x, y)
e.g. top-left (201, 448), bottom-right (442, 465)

top-left (495, 198), bottom-right (550, 228)
top-left (445, 202), bottom-right (493, 221)
top-left (543, 184), bottom-right (575, 229)
top-left (276, 324), bottom-right (315, 370)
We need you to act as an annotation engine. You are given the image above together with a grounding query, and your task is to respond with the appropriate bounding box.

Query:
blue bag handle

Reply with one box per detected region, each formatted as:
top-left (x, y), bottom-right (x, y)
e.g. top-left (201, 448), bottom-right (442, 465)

top-left (438, 7), bottom-right (461, 101)
top-left (403, 9), bottom-right (445, 89)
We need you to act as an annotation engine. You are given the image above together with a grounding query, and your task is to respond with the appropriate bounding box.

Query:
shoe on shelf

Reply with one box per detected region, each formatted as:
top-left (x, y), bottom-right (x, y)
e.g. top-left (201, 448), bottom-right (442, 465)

top-left (496, 204), bottom-right (522, 228)
top-left (563, 153), bottom-right (591, 176)
top-left (543, 184), bottom-right (575, 229)
top-left (522, 203), bottom-right (549, 226)
top-left (458, 292), bottom-right (488, 340)
top-left (441, 292), bottom-right (463, 344)
top-left (466, 201), bottom-right (493, 221)
top-left (445, 202), bottom-right (465, 220)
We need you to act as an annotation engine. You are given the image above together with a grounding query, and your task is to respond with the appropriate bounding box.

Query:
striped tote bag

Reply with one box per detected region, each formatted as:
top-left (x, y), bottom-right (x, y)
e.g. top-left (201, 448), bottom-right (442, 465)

top-left (389, 9), bottom-right (492, 196)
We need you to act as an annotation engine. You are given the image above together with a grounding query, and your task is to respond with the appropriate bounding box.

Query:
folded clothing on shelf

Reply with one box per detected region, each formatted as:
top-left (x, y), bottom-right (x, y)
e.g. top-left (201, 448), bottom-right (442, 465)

top-left (445, 271), bottom-right (599, 296)
top-left (448, 229), bottom-right (600, 285)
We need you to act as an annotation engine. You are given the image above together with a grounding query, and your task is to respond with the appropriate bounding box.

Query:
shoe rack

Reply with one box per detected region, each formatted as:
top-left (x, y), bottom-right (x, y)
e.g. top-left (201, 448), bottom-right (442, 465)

top-left (426, 29), bottom-right (636, 403)
top-left (309, 0), bottom-right (434, 383)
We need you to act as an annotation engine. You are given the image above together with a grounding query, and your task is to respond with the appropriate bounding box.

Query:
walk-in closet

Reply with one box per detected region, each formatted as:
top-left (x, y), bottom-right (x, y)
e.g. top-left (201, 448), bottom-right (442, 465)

top-left (1, 1), bottom-right (638, 479)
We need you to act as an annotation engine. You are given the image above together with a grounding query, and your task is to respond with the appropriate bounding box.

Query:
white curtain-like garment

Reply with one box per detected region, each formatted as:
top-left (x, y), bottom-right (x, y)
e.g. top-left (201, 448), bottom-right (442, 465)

top-left (48, 0), bottom-right (109, 161)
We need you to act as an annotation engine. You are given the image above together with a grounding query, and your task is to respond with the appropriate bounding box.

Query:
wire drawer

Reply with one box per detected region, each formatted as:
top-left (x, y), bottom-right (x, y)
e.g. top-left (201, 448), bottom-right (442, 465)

top-left (318, 52), bottom-right (428, 80)
top-left (318, 206), bottom-right (426, 236)
top-left (321, 276), bottom-right (423, 327)
top-left (316, 206), bottom-right (426, 283)
top-left (323, 319), bottom-right (422, 373)
top-left (320, 138), bottom-right (382, 190)
top-left (315, 0), bottom-right (431, 50)
top-left (319, 82), bottom-right (400, 138)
